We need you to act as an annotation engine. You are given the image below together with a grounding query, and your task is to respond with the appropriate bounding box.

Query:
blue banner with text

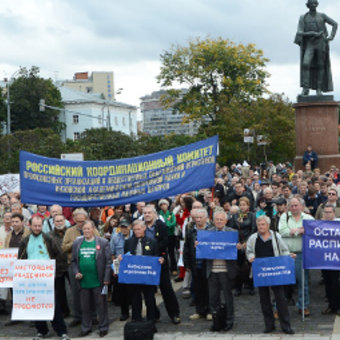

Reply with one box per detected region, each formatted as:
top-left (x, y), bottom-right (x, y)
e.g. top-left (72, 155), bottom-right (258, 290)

top-left (118, 255), bottom-right (161, 286)
top-left (303, 220), bottom-right (340, 270)
top-left (196, 230), bottom-right (238, 260)
top-left (20, 136), bottom-right (218, 207)
top-left (253, 256), bottom-right (296, 287)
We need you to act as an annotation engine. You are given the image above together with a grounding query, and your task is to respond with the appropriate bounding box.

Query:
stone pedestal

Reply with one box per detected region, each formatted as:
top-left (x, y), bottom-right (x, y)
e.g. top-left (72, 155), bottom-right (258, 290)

top-left (293, 100), bottom-right (340, 172)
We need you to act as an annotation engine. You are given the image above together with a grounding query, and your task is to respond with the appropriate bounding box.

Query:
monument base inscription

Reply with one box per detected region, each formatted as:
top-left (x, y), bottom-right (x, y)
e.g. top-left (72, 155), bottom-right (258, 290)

top-left (293, 100), bottom-right (340, 172)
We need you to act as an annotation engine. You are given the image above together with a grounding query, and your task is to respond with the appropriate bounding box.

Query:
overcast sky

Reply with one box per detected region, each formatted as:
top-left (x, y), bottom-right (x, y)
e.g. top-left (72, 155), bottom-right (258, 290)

top-left (0, 0), bottom-right (340, 108)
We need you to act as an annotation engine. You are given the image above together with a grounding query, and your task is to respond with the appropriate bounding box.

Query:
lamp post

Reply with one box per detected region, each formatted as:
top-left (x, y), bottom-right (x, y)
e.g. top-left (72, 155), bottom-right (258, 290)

top-left (5, 70), bottom-right (20, 135)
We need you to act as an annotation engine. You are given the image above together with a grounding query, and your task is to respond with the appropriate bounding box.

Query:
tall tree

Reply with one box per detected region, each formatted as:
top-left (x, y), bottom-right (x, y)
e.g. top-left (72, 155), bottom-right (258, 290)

top-left (9, 66), bottom-right (64, 133)
top-left (157, 37), bottom-right (269, 125)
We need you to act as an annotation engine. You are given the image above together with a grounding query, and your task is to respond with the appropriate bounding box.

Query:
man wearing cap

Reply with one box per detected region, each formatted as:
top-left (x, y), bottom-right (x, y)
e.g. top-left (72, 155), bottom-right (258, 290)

top-left (110, 219), bottom-right (132, 321)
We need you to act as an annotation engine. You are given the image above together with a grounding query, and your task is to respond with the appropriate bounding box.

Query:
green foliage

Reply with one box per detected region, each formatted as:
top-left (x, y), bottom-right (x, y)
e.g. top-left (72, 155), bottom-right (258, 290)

top-left (0, 128), bottom-right (65, 173)
top-left (65, 128), bottom-right (139, 160)
top-left (157, 37), bottom-right (269, 124)
top-left (9, 66), bottom-right (64, 133)
top-left (204, 94), bottom-right (296, 164)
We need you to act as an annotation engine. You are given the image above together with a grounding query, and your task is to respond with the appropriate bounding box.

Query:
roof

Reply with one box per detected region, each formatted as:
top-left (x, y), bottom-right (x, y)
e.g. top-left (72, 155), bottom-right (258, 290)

top-left (57, 85), bottom-right (137, 110)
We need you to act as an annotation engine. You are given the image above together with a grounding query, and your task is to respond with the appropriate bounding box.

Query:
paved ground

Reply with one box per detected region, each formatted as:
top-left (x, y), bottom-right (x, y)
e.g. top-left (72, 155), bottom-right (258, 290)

top-left (0, 269), bottom-right (337, 339)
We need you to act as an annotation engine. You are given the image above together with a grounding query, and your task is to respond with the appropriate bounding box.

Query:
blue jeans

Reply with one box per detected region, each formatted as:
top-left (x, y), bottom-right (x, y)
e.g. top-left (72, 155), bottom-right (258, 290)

top-left (295, 253), bottom-right (309, 309)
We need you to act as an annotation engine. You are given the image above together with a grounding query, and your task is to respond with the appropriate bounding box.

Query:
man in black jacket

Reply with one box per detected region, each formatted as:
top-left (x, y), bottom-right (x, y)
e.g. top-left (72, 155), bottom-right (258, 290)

top-left (124, 220), bottom-right (162, 322)
top-left (143, 205), bottom-right (180, 324)
top-left (184, 208), bottom-right (211, 321)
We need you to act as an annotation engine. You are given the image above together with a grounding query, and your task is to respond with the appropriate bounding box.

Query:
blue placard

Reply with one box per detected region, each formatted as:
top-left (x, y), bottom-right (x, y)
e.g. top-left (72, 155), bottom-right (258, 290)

top-left (118, 255), bottom-right (161, 286)
top-left (303, 220), bottom-right (340, 270)
top-left (19, 136), bottom-right (218, 207)
top-left (196, 230), bottom-right (238, 260)
top-left (253, 256), bottom-right (296, 287)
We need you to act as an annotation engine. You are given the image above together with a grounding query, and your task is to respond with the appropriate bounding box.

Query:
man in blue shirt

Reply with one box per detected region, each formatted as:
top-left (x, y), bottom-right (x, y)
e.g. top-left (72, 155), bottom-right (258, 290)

top-left (18, 216), bottom-right (69, 340)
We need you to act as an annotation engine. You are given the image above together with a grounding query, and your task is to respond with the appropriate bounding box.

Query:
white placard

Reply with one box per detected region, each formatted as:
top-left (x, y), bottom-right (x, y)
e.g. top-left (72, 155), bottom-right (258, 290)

top-left (12, 260), bottom-right (55, 321)
top-left (177, 240), bottom-right (184, 267)
top-left (0, 248), bottom-right (18, 287)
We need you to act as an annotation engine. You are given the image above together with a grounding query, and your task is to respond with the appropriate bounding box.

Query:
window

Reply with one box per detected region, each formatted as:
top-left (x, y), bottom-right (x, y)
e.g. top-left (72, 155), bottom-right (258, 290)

top-left (115, 117), bottom-right (118, 126)
top-left (122, 117), bottom-right (125, 126)
top-left (86, 87), bottom-right (93, 93)
top-left (73, 132), bottom-right (80, 141)
top-left (73, 115), bottom-right (79, 124)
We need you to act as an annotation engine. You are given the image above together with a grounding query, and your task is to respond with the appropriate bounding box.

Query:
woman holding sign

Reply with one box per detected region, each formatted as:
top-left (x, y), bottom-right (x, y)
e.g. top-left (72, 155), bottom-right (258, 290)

top-left (246, 215), bottom-right (295, 334)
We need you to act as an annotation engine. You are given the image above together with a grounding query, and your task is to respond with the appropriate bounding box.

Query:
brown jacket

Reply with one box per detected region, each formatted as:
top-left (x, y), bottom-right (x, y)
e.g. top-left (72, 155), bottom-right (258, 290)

top-left (62, 225), bottom-right (99, 264)
top-left (5, 227), bottom-right (31, 248)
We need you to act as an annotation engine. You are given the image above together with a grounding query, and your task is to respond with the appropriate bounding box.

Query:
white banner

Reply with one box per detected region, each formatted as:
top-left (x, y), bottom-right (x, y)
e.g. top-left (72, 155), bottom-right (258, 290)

top-left (12, 260), bottom-right (55, 321)
top-left (177, 240), bottom-right (184, 267)
top-left (0, 174), bottom-right (20, 195)
top-left (0, 248), bottom-right (18, 288)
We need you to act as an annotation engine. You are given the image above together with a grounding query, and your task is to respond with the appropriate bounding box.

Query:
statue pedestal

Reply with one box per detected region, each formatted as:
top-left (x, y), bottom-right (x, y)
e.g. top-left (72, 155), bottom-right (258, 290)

top-left (293, 100), bottom-right (340, 172)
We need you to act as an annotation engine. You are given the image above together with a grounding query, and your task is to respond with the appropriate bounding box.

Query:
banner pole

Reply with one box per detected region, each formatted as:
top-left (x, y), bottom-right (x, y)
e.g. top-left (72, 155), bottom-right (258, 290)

top-left (301, 265), bottom-right (305, 322)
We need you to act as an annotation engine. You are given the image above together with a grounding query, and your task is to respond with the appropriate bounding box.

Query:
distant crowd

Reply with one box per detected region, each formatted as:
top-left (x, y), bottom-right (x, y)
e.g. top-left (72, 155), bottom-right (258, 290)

top-left (0, 148), bottom-right (339, 338)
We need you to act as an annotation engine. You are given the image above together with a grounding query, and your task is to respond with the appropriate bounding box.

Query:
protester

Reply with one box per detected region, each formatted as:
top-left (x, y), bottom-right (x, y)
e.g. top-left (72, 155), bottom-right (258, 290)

top-left (43, 205), bottom-right (71, 233)
top-left (247, 215), bottom-right (294, 334)
top-left (143, 205), bottom-right (180, 324)
top-left (62, 208), bottom-right (99, 328)
top-left (184, 208), bottom-right (211, 321)
top-left (49, 214), bottom-right (70, 317)
top-left (18, 216), bottom-right (70, 340)
top-left (315, 187), bottom-right (340, 219)
top-left (279, 196), bottom-right (314, 316)
top-left (110, 219), bottom-right (133, 320)
top-left (229, 197), bottom-right (256, 296)
top-left (72, 220), bottom-right (112, 337)
top-left (122, 220), bottom-right (163, 322)
top-left (158, 199), bottom-right (177, 275)
top-left (321, 205), bottom-right (340, 314)
top-left (207, 210), bottom-right (236, 332)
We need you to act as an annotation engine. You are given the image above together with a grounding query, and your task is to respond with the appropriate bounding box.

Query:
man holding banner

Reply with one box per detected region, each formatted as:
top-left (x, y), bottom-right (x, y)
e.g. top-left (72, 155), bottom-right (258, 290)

top-left (247, 215), bottom-right (295, 334)
top-left (18, 216), bottom-right (70, 340)
top-left (206, 210), bottom-right (237, 332)
top-left (143, 205), bottom-right (180, 324)
top-left (183, 208), bottom-right (212, 321)
top-left (123, 220), bottom-right (163, 323)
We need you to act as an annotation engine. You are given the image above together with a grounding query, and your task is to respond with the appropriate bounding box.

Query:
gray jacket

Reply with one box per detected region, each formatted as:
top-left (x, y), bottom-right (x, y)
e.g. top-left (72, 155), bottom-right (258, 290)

top-left (246, 230), bottom-right (290, 262)
top-left (205, 226), bottom-right (238, 279)
top-left (72, 236), bottom-right (112, 285)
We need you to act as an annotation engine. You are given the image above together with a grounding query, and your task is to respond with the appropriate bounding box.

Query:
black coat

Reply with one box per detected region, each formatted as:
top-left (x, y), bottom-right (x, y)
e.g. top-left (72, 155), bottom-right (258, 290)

top-left (147, 219), bottom-right (168, 257)
top-left (229, 212), bottom-right (256, 243)
top-left (124, 235), bottom-right (159, 257)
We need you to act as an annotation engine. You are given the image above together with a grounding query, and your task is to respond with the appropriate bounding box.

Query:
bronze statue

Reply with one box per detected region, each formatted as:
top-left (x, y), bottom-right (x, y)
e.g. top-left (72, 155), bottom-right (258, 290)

top-left (294, 0), bottom-right (337, 96)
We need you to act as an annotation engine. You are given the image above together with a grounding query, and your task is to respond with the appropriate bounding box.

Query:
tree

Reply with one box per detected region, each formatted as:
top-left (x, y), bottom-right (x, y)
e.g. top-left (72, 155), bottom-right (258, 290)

top-left (8, 66), bottom-right (64, 133)
top-left (68, 128), bottom-right (139, 160)
top-left (204, 94), bottom-right (296, 164)
top-left (0, 128), bottom-right (65, 174)
top-left (157, 37), bottom-right (269, 125)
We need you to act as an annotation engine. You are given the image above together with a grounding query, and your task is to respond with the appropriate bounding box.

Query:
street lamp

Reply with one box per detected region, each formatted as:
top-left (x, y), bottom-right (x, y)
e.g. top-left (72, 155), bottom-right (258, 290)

top-left (5, 70), bottom-right (20, 135)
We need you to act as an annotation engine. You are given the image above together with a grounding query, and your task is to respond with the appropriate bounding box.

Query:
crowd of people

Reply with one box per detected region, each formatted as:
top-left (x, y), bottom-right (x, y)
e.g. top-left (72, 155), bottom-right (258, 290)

top-left (0, 154), bottom-right (339, 338)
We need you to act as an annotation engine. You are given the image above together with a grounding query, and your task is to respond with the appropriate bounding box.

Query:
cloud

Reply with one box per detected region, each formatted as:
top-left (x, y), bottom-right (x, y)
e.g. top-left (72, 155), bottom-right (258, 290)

top-left (0, 0), bottom-right (339, 105)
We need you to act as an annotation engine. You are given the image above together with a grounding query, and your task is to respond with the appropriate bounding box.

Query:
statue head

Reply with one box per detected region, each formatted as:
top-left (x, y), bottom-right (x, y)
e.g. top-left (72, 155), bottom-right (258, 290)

top-left (306, 0), bottom-right (319, 10)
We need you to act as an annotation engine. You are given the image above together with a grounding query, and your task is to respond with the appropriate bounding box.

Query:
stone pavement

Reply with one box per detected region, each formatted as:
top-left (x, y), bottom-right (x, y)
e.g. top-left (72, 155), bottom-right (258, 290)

top-left (0, 269), bottom-right (338, 339)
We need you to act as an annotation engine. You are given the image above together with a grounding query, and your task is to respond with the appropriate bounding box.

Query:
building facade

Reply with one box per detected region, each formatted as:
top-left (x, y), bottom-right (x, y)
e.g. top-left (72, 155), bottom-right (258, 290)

top-left (140, 90), bottom-right (199, 136)
top-left (58, 86), bottom-right (137, 142)
top-left (62, 71), bottom-right (114, 100)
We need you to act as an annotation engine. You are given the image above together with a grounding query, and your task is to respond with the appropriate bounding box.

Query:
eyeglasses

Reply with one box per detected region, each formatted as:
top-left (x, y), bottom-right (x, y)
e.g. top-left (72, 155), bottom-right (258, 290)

top-left (328, 192), bottom-right (337, 196)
